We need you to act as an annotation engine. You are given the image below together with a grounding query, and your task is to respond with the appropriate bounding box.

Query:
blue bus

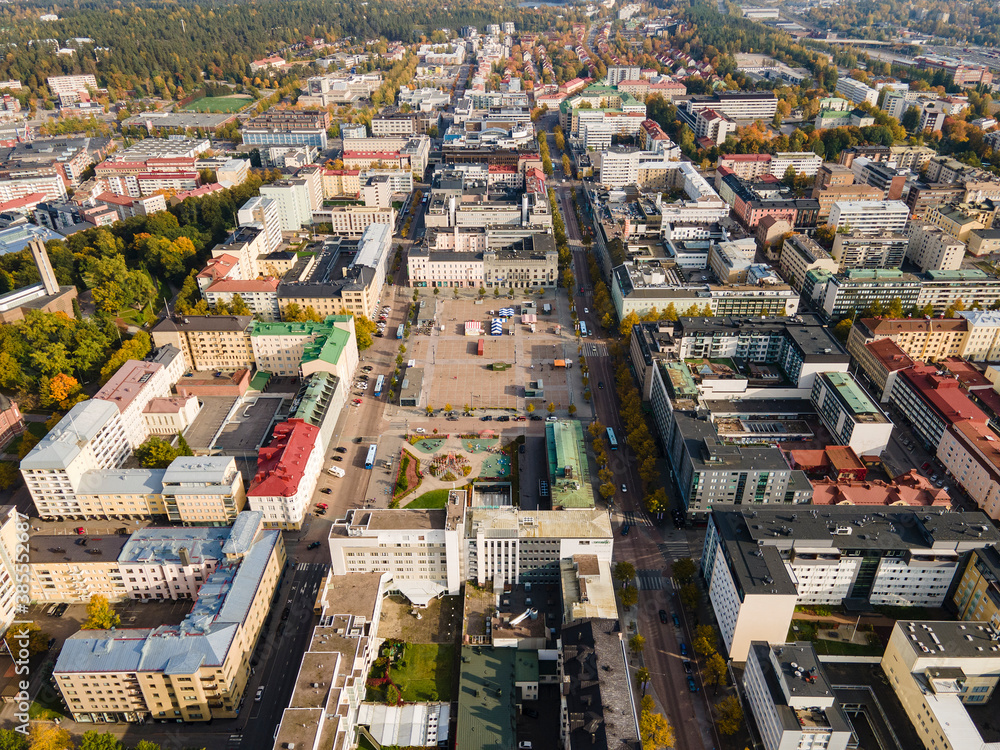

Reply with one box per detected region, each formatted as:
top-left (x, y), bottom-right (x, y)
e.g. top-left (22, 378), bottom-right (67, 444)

top-left (374, 374), bottom-right (384, 397)
top-left (579, 321), bottom-right (588, 337)
top-left (364, 444), bottom-right (377, 470)
top-left (607, 427), bottom-right (618, 451)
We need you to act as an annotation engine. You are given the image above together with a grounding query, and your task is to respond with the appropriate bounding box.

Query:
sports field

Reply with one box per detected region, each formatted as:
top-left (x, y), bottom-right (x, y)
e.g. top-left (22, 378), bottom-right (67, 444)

top-left (180, 95), bottom-right (252, 113)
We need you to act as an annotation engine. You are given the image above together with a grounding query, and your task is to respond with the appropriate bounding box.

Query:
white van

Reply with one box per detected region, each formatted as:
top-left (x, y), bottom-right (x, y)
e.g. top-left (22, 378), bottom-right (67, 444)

top-left (327, 466), bottom-right (345, 478)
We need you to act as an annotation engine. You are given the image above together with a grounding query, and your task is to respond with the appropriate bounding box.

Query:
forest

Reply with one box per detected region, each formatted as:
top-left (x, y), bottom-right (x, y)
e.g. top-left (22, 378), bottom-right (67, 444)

top-left (0, 0), bottom-right (576, 102)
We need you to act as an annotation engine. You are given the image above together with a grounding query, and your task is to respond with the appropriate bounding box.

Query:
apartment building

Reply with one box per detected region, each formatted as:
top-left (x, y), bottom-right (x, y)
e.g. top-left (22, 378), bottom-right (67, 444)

top-left (952, 547), bottom-right (1000, 628)
top-left (916, 269), bottom-right (1000, 317)
top-left (848, 317), bottom-right (970, 363)
top-left (693, 108), bottom-right (736, 146)
top-left (20, 400), bottom-right (129, 519)
top-left (811, 371), bottom-right (894, 456)
top-left (968, 228), bottom-right (1000, 257)
top-left (743, 643), bottom-right (853, 750)
top-left (906, 223), bottom-right (965, 272)
top-left (0, 505), bottom-right (21, 632)
top-left (249, 316), bottom-right (358, 380)
top-left (882, 620), bottom-right (1000, 750)
top-left (47, 74), bottom-right (98, 96)
top-left (814, 184), bottom-right (884, 222)
top-left (328, 506), bottom-right (464, 595)
top-left (889, 365), bottom-right (990, 451)
top-left (683, 91), bottom-right (779, 121)
top-left (29, 532), bottom-right (130, 603)
top-left (203, 278), bottom-right (280, 320)
top-left (779, 234), bottom-right (838, 291)
top-left (236, 196), bottom-right (282, 255)
top-left (93, 359), bottom-right (177, 450)
top-left (835, 77), bottom-right (878, 106)
top-left (247, 419), bottom-right (323, 529)
top-left (906, 183), bottom-right (966, 220)
top-left (702, 506), bottom-right (1000, 659)
top-left (958, 310), bottom-right (1000, 361)
top-left (813, 269), bottom-right (921, 320)
top-left (830, 231), bottom-right (909, 270)
top-left (853, 338), bottom-right (916, 402)
top-left (259, 178), bottom-right (317, 232)
top-left (828, 200), bottom-right (910, 232)
top-left (937, 419), bottom-right (1000, 519)
top-left (53, 512), bottom-right (285, 724)
top-left (483, 233), bottom-right (558, 288)
top-left (465, 508), bottom-right (613, 587)
top-left (310, 205), bottom-right (396, 236)
top-left (151, 315), bottom-right (254, 372)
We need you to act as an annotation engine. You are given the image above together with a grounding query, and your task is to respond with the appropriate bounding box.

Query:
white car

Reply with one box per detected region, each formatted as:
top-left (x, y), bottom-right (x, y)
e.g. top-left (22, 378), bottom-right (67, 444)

top-left (584, 308), bottom-right (589, 313)
top-left (546, 415), bottom-right (558, 421)
top-left (255, 687), bottom-right (264, 701)
top-left (621, 484), bottom-right (628, 493)
top-left (414, 428), bottom-right (426, 434)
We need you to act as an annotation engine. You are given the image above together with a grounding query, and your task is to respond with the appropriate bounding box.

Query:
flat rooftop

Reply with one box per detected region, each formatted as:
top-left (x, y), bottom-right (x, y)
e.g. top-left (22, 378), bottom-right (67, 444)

top-left (897, 620), bottom-right (1000, 660)
top-left (30, 534), bottom-right (130, 564)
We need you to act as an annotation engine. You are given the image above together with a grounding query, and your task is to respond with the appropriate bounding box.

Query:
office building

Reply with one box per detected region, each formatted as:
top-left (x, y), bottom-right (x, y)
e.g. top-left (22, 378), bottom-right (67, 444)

top-left (810, 371), bottom-right (894, 456)
top-left (828, 200), bottom-right (910, 233)
top-left (151, 315), bottom-right (254, 372)
top-left (53, 512), bottom-right (285, 723)
top-left (743, 642), bottom-right (853, 750)
top-left (249, 316), bottom-right (358, 380)
top-left (702, 506), bottom-right (1000, 659)
top-left (247, 419), bottom-right (323, 530)
top-left (464, 508), bottom-right (613, 587)
top-left (683, 91), bottom-right (778, 121)
top-left (242, 109), bottom-right (331, 149)
top-left (882, 620), bottom-right (1000, 750)
top-left (835, 78), bottom-right (878, 106)
top-left (328, 506), bottom-right (464, 596)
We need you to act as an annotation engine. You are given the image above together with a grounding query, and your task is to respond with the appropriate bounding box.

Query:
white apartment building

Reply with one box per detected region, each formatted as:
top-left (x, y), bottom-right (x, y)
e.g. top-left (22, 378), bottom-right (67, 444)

top-left (259, 179), bottom-right (315, 232)
top-left (465, 508), bottom-right (613, 587)
top-left (20, 400), bottom-right (130, 519)
top-left (829, 200), bottom-right (910, 233)
top-left (310, 205), bottom-right (396, 236)
top-left (694, 108), bottom-right (736, 146)
top-left (408, 249), bottom-right (485, 288)
top-left (47, 74), bottom-right (98, 96)
top-left (329, 506), bottom-right (464, 595)
top-left (598, 146), bottom-right (683, 188)
top-left (836, 77), bottom-right (878, 106)
top-left (142, 396), bottom-right (201, 437)
top-left (906, 223), bottom-right (965, 272)
top-left (743, 642), bottom-right (853, 750)
top-left (0, 174), bottom-right (67, 202)
top-left (93, 359), bottom-right (176, 450)
top-left (770, 152), bottom-right (823, 178)
top-left (576, 110), bottom-right (647, 150)
top-left (0, 505), bottom-right (20, 631)
top-left (360, 168), bottom-right (413, 194)
top-left (118, 526), bottom-right (225, 600)
top-left (958, 310), bottom-right (1000, 361)
top-left (237, 196), bottom-right (282, 254)
top-left (203, 278), bottom-right (280, 320)
top-left (810, 371), bottom-right (894, 457)
top-left (702, 507), bottom-right (998, 660)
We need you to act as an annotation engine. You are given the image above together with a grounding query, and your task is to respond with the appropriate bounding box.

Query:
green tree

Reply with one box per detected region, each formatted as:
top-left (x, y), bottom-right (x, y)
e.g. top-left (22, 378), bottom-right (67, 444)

top-left (714, 694), bottom-right (744, 736)
top-left (673, 557), bottom-right (697, 585)
top-left (832, 318), bottom-right (853, 343)
top-left (680, 583), bottom-right (700, 613)
top-left (704, 652), bottom-right (729, 694)
top-left (620, 585), bottom-right (638, 609)
top-left (79, 732), bottom-right (123, 750)
top-left (176, 433), bottom-right (194, 457)
top-left (0, 729), bottom-right (28, 750)
top-left (645, 487), bottom-right (669, 515)
top-left (614, 561), bottom-right (636, 584)
top-left (2, 621), bottom-right (49, 657)
top-left (354, 314), bottom-right (377, 351)
top-left (629, 633), bottom-right (646, 654)
top-left (134, 436), bottom-right (178, 469)
top-left (81, 595), bottom-right (121, 630)
top-left (0, 462), bottom-right (20, 491)
top-left (229, 294), bottom-right (250, 316)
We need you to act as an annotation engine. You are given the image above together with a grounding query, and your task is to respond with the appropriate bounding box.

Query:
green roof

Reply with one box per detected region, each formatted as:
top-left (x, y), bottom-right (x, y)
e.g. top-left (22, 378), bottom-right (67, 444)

top-left (545, 420), bottom-right (594, 509)
top-left (514, 651), bottom-right (539, 684)
top-left (249, 315), bottom-right (352, 367)
top-left (924, 269), bottom-right (989, 281)
top-left (843, 269), bottom-right (906, 280)
top-left (818, 109), bottom-right (851, 118)
top-left (456, 646), bottom-right (516, 750)
top-left (823, 371), bottom-right (880, 416)
top-left (290, 372), bottom-right (339, 426)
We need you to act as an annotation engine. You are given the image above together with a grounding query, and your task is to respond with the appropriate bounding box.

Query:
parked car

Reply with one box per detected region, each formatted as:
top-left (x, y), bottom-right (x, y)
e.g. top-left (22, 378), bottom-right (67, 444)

top-left (672, 613), bottom-right (681, 627)
top-left (320, 487), bottom-right (332, 494)
top-left (480, 415), bottom-right (493, 421)
top-left (530, 415), bottom-right (543, 421)
top-left (683, 660), bottom-right (693, 674)
top-left (414, 427), bottom-right (426, 433)
top-left (658, 609), bottom-right (668, 624)
top-left (336, 447), bottom-right (348, 453)
top-left (687, 676), bottom-right (698, 693)
top-left (332, 456), bottom-right (343, 462)
top-left (307, 541), bottom-right (321, 550)
top-left (621, 484), bottom-right (627, 493)
top-left (546, 415), bottom-right (558, 421)
top-left (497, 415), bottom-right (510, 422)
top-left (679, 642), bottom-right (688, 656)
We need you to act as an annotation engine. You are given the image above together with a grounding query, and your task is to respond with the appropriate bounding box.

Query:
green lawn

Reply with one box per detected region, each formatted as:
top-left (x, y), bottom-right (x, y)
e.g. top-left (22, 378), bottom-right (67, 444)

top-left (388, 643), bottom-right (455, 702)
top-left (406, 489), bottom-right (450, 509)
top-left (788, 620), bottom-right (883, 656)
top-left (180, 95), bottom-right (253, 113)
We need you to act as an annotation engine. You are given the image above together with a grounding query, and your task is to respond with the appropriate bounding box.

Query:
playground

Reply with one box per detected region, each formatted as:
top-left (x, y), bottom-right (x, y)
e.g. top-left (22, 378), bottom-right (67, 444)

top-left (396, 431), bottom-right (515, 504)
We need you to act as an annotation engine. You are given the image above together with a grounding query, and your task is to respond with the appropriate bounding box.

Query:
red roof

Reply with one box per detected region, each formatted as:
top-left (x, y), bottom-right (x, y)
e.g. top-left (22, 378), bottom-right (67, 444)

top-left (323, 169), bottom-right (360, 176)
top-left (864, 339), bottom-right (915, 371)
top-left (0, 192), bottom-right (46, 210)
top-left (206, 278), bottom-right (279, 294)
top-left (721, 153), bottom-right (772, 162)
top-left (810, 471), bottom-right (951, 507)
top-left (940, 357), bottom-right (992, 389)
top-left (898, 365), bottom-right (989, 426)
top-left (175, 184), bottom-right (225, 200)
top-left (248, 419), bottom-right (320, 498)
top-left (96, 191), bottom-right (135, 207)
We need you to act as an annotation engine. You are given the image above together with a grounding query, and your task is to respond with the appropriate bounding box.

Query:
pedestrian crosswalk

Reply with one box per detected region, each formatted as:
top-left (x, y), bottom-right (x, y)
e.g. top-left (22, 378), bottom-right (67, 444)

top-left (227, 735), bottom-right (242, 748)
top-left (296, 562), bottom-right (329, 571)
top-left (623, 510), bottom-right (654, 528)
top-left (584, 343), bottom-right (609, 357)
top-left (658, 540), bottom-right (691, 561)
top-left (636, 569), bottom-right (665, 590)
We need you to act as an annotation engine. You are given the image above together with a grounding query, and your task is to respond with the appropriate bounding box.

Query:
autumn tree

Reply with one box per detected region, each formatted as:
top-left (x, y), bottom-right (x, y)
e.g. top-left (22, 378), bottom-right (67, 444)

top-left (673, 557), bottom-right (697, 585)
top-left (714, 695), bottom-right (744, 736)
top-left (639, 706), bottom-right (675, 750)
top-left (82, 595), bottom-right (121, 630)
top-left (46, 373), bottom-right (81, 406)
top-left (2, 621), bottom-right (49, 657)
top-left (28, 724), bottom-right (72, 750)
top-left (619, 585), bottom-right (638, 609)
top-left (614, 561), bottom-right (636, 584)
top-left (704, 652), bottom-right (729, 693)
top-left (629, 633), bottom-right (646, 654)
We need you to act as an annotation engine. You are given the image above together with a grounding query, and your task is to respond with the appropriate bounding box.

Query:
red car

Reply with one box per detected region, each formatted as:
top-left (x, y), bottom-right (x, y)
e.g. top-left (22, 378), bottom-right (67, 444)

top-left (921, 462), bottom-right (931, 471)
top-left (316, 503), bottom-right (328, 509)
top-left (353, 398), bottom-right (363, 404)
top-left (75, 527), bottom-right (86, 535)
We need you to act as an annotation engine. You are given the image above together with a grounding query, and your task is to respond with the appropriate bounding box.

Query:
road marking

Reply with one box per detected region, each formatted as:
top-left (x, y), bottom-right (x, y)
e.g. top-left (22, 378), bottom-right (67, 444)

top-left (636, 569), bottom-right (665, 590)
top-left (658, 541), bottom-right (690, 561)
